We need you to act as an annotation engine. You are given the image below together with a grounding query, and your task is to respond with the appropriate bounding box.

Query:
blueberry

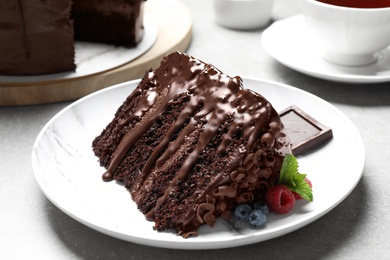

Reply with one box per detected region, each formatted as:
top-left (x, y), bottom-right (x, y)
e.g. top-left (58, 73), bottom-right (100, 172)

top-left (248, 209), bottom-right (267, 227)
top-left (234, 204), bottom-right (252, 221)
top-left (252, 201), bottom-right (269, 216)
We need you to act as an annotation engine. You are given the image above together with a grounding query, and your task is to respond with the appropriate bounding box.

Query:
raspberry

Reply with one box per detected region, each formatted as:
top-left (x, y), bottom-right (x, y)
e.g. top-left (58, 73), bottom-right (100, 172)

top-left (293, 178), bottom-right (312, 200)
top-left (266, 184), bottom-right (295, 214)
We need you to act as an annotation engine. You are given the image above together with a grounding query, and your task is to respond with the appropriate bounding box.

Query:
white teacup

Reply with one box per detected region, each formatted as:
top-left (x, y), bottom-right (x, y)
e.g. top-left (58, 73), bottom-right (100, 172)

top-left (300, 0), bottom-right (390, 66)
top-left (213, 0), bottom-right (274, 30)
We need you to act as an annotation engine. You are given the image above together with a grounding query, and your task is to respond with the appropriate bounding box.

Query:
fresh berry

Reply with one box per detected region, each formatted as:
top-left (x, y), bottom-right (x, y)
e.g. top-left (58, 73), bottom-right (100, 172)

top-left (293, 178), bottom-right (312, 200)
top-left (252, 201), bottom-right (269, 216)
top-left (248, 209), bottom-right (267, 227)
top-left (266, 184), bottom-right (295, 214)
top-left (234, 204), bottom-right (252, 221)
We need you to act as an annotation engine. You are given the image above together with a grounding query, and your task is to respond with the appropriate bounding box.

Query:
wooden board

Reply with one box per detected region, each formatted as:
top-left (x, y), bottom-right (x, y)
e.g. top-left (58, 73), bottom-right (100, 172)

top-left (0, 0), bottom-right (192, 106)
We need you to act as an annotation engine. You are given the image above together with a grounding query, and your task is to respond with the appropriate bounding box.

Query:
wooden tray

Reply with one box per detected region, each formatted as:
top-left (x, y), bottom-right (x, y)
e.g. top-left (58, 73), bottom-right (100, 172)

top-left (0, 0), bottom-right (192, 106)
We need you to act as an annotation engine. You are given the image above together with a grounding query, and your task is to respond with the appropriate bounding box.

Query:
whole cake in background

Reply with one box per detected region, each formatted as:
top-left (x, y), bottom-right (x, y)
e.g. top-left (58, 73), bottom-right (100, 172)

top-left (92, 51), bottom-right (292, 238)
top-left (0, 0), bottom-right (145, 75)
top-left (72, 0), bottom-right (145, 46)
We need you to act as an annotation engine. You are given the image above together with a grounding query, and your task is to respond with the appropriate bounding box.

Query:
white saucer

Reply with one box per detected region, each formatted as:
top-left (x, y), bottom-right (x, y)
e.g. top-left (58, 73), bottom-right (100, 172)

top-left (262, 15), bottom-right (390, 84)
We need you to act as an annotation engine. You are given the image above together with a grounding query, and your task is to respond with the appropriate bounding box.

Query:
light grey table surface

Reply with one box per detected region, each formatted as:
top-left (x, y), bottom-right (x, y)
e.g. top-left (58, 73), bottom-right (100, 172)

top-left (1, 1), bottom-right (390, 259)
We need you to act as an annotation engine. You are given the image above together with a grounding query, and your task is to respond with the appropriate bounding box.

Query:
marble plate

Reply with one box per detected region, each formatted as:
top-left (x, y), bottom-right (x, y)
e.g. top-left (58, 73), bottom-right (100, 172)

top-left (0, 16), bottom-right (157, 83)
top-left (262, 15), bottom-right (390, 84)
top-left (32, 78), bottom-right (365, 249)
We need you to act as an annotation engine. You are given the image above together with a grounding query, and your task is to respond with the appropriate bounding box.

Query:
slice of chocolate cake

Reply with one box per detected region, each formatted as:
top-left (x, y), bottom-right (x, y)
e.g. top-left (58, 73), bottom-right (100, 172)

top-left (92, 51), bottom-right (291, 237)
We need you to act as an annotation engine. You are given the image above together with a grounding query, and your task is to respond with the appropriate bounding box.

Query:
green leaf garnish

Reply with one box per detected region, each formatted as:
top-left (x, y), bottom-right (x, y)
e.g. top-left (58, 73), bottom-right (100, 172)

top-left (279, 154), bottom-right (313, 202)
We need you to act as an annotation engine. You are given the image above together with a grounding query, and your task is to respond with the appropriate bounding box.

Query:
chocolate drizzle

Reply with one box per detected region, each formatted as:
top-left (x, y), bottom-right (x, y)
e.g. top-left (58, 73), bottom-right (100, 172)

top-left (94, 52), bottom-right (291, 237)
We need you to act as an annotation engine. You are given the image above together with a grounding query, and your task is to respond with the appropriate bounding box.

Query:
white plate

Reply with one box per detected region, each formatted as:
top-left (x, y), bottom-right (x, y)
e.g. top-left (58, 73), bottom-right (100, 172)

top-left (0, 16), bottom-right (157, 83)
top-left (262, 15), bottom-right (390, 84)
top-left (32, 77), bottom-right (365, 249)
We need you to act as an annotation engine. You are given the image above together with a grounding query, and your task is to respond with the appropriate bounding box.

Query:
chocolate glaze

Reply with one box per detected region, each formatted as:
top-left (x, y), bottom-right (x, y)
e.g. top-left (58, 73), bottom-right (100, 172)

top-left (103, 53), bottom-right (290, 180)
top-left (96, 52), bottom-right (291, 237)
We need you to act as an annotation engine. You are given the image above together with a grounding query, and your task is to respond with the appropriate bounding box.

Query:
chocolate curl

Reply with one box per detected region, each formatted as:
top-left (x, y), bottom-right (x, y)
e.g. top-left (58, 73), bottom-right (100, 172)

top-left (239, 179), bottom-right (249, 189)
top-left (254, 149), bottom-right (266, 166)
top-left (196, 203), bottom-right (215, 224)
top-left (206, 194), bottom-right (216, 205)
top-left (236, 192), bottom-right (254, 204)
top-left (213, 185), bottom-right (228, 197)
top-left (260, 132), bottom-right (275, 150)
top-left (256, 167), bottom-right (273, 179)
top-left (256, 180), bottom-right (271, 190)
top-left (268, 121), bottom-right (281, 137)
top-left (217, 200), bottom-right (227, 211)
top-left (230, 170), bottom-right (245, 182)
top-left (203, 212), bottom-right (216, 226)
top-left (263, 155), bottom-right (276, 168)
top-left (243, 153), bottom-right (254, 170)
top-left (246, 169), bottom-right (258, 184)
top-left (226, 183), bottom-right (238, 198)
top-left (182, 231), bottom-right (198, 239)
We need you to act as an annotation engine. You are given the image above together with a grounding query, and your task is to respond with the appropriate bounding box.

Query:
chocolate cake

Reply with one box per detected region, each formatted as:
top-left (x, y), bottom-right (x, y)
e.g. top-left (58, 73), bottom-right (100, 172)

top-left (92, 51), bottom-right (291, 237)
top-left (0, 1), bottom-right (75, 75)
top-left (0, 0), bottom-right (144, 75)
top-left (72, 0), bottom-right (145, 46)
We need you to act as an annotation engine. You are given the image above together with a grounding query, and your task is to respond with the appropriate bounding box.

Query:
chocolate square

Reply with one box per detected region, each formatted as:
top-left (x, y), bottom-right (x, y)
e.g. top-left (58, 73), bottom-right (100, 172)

top-left (279, 105), bottom-right (333, 155)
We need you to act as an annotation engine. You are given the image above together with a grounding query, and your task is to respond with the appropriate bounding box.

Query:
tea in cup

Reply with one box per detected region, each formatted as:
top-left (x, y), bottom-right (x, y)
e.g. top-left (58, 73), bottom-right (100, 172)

top-left (300, 0), bottom-right (390, 66)
top-left (316, 0), bottom-right (390, 8)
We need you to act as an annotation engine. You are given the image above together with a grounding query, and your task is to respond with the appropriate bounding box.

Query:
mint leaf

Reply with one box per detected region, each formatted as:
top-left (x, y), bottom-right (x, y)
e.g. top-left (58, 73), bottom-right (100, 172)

top-left (279, 154), bottom-right (313, 202)
top-left (279, 153), bottom-right (298, 184)
top-left (289, 179), bottom-right (313, 202)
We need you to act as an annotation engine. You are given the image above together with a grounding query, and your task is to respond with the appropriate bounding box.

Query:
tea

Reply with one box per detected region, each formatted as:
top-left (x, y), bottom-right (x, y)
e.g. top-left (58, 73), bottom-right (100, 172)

top-left (316, 0), bottom-right (390, 8)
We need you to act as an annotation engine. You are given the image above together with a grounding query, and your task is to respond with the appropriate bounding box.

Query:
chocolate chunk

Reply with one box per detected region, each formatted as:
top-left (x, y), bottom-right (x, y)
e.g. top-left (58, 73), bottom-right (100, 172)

top-left (279, 105), bottom-right (333, 155)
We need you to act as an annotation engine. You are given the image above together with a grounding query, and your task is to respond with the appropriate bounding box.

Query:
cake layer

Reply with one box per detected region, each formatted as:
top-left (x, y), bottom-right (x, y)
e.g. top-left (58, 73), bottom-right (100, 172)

top-left (92, 52), bottom-right (291, 237)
